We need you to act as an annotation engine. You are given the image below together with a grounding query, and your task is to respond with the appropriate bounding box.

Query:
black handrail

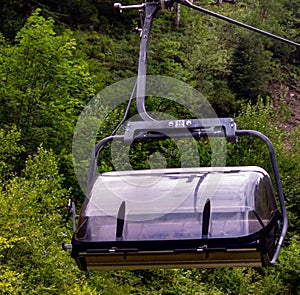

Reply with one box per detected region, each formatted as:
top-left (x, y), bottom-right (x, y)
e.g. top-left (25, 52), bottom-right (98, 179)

top-left (236, 130), bottom-right (288, 264)
top-left (87, 135), bottom-right (124, 192)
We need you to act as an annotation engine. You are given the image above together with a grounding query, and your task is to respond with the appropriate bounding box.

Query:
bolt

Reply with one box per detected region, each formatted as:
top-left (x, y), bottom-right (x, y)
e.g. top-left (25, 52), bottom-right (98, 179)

top-left (186, 120), bottom-right (192, 126)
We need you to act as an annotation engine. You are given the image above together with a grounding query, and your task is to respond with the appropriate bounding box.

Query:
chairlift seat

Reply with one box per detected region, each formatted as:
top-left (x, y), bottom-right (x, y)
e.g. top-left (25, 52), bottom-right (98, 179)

top-left (66, 0), bottom-right (293, 270)
top-left (71, 166), bottom-right (281, 270)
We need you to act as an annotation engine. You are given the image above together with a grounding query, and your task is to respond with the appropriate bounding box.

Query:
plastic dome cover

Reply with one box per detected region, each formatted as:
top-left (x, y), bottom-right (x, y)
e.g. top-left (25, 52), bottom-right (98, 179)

top-left (75, 166), bottom-right (277, 242)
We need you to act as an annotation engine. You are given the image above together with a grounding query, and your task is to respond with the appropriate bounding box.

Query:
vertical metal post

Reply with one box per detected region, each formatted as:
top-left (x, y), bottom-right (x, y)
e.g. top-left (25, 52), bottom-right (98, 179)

top-left (136, 2), bottom-right (159, 121)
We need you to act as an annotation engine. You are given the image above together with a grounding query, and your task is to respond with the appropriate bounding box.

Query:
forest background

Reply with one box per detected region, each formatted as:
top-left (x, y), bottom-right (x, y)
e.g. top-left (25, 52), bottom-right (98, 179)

top-left (0, 0), bottom-right (299, 294)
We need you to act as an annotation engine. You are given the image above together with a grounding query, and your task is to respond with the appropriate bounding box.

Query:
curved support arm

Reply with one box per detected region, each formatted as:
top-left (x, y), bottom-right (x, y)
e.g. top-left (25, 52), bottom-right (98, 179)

top-left (87, 135), bottom-right (124, 192)
top-left (236, 130), bottom-right (288, 264)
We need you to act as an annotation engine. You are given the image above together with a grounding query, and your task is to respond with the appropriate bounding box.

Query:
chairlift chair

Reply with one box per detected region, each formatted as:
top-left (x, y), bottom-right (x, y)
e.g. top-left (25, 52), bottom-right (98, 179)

top-left (71, 166), bottom-right (282, 270)
top-left (63, 0), bottom-right (299, 270)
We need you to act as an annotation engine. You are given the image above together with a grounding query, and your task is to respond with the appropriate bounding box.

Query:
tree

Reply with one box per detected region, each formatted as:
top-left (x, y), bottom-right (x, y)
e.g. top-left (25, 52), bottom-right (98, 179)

top-left (0, 10), bottom-right (94, 157)
top-left (0, 126), bottom-right (24, 180)
top-left (229, 33), bottom-right (273, 101)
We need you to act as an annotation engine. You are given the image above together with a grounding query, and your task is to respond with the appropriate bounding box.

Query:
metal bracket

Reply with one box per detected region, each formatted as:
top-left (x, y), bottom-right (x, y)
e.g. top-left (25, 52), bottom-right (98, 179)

top-left (124, 117), bottom-right (237, 145)
top-left (114, 2), bottom-right (145, 14)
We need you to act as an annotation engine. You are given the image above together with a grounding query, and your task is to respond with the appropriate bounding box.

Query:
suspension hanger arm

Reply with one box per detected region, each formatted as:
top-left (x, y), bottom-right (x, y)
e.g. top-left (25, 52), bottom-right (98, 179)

top-left (136, 2), bottom-right (160, 121)
top-left (179, 0), bottom-right (300, 47)
top-left (114, 0), bottom-right (299, 123)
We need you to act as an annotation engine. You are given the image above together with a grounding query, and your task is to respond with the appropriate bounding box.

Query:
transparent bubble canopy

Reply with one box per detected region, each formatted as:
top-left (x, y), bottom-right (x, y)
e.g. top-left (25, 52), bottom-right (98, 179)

top-left (75, 166), bottom-right (277, 242)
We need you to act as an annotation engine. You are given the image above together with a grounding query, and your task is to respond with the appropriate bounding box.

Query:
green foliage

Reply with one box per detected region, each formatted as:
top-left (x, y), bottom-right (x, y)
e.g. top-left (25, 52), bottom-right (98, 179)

top-left (0, 10), bottom-right (94, 155)
top-left (0, 0), bottom-right (101, 39)
top-left (227, 97), bottom-right (283, 168)
top-left (0, 1), bottom-right (299, 294)
top-left (276, 238), bottom-right (300, 293)
top-left (0, 147), bottom-right (90, 294)
top-left (0, 237), bottom-right (25, 294)
top-left (206, 267), bottom-right (286, 294)
top-left (0, 126), bottom-right (24, 179)
top-left (229, 34), bottom-right (273, 101)
top-left (0, 0), bottom-right (30, 39)
top-left (0, 266), bottom-right (24, 294)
